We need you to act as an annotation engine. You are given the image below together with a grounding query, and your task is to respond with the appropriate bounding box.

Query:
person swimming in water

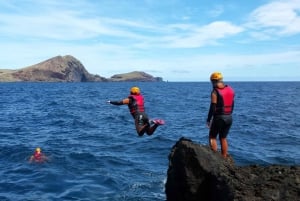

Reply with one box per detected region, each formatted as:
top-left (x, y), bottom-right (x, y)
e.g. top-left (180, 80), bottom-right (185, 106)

top-left (107, 86), bottom-right (164, 136)
top-left (29, 147), bottom-right (48, 163)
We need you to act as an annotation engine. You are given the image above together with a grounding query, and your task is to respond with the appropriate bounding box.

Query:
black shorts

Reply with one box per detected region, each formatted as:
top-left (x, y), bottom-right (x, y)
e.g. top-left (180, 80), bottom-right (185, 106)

top-left (134, 112), bottom-right (150, 127)
top-left (210, 115), bottom-right (232, 138)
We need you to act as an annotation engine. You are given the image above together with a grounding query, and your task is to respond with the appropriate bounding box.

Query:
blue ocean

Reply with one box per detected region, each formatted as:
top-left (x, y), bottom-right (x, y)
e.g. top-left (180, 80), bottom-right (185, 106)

top-left (0, 82), bottom-right (299, 201)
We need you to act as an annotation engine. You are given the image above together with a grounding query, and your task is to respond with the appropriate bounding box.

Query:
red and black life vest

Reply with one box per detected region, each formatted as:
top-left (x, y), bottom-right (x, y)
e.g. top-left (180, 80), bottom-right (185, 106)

top-left (128, 94), bottom-right (145, 115)
top-left (34, 152), bottom-right (42, 161)
top-left (214, 85), bottom-right (234, 115)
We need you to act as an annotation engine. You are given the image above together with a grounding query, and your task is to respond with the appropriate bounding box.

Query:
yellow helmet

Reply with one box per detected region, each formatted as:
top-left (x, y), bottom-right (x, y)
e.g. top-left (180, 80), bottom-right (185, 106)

top-left (210, 72), bottom-right (223, 81)
top-left (35, 147), bottom-right (41, 152)
top-left (130, 86), bottom-right (140, 95)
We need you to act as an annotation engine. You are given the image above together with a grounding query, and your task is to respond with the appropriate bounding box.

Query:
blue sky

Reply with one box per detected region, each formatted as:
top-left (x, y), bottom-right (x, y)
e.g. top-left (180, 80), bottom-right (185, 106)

top-left (0, 0), bottom-right (300, 81)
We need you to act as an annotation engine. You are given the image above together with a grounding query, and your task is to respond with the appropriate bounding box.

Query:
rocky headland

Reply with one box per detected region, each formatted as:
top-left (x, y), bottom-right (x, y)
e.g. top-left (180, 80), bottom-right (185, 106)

top-left (165, 138), bottom-right (300, 201)
top-left (0, 55), bottom-right (163, 82)
top-left (109, 71), bottom-right (163, 82)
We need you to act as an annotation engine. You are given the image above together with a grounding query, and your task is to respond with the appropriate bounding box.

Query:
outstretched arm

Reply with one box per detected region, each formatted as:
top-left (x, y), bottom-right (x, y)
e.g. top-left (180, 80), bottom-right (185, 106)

top-left (107, 98), bottom-right (130, 105)
top-left (107, 100), bottom-right (123, 105)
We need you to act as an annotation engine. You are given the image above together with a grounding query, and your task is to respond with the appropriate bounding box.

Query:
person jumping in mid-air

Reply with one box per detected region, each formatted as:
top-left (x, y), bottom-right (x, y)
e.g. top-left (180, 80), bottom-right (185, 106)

top-left (107, 86), bottom-right (164, 136)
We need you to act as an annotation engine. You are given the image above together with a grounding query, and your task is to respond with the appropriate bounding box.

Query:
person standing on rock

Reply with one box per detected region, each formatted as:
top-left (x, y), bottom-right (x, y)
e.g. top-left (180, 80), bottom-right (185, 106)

top-left (107, 86), bottom-right (164, 136)
top-left (206, 72), bottom-right (235, 158)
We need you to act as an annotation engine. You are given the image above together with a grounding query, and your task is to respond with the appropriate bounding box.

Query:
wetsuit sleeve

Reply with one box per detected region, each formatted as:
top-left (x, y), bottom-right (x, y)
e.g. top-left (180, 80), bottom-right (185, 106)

top-left (207, 103), bottom-right (216, 122)
top-left (109, 101), bottom-right (123, 105)
top-left (109, 98), bottom-right (130, 105)
top-left (207, 90), bottom-right (217, 122)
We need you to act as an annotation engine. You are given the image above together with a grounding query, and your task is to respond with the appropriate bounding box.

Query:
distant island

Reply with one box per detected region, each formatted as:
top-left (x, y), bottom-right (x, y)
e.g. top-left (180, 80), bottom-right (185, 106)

top-left (0, 55), bottom-right (163, 82)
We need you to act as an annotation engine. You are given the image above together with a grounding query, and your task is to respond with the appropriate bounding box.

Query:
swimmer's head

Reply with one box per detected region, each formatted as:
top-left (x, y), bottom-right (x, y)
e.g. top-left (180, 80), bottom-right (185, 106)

top-left (35, 147), bottom-right (41, 153)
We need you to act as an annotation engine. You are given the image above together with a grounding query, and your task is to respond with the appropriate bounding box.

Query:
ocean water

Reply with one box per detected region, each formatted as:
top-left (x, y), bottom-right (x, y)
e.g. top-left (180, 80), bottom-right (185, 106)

top-left (0, 82), bottom-right (299, 201)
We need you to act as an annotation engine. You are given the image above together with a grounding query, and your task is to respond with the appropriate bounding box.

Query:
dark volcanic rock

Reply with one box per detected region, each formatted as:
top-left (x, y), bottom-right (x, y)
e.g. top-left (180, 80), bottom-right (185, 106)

top-left (165, 137), bottom-right (300, 201)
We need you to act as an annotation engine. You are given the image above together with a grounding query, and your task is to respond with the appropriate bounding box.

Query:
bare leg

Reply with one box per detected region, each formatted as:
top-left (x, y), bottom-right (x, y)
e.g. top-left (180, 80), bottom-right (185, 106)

top-left (220, 137), bottom-right (228, 158)
top-left (209, 127), bottom-right (218, 151)
top-left (209, 136), bottom-right (218, 152)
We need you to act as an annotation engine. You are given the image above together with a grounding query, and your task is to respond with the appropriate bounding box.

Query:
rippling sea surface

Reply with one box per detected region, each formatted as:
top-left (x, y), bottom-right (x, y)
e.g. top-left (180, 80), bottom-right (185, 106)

top-left (0, 82), bottom-right (299, 201)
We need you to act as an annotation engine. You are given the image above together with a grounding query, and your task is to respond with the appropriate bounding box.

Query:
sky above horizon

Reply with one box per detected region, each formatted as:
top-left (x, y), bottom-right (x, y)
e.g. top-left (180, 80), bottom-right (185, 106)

top-left (0, 0), bottom-right (300, 81)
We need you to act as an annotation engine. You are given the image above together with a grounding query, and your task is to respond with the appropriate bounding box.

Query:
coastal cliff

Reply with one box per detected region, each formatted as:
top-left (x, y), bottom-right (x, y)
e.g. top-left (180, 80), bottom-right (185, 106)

top-left (165, 138), bottom-right (300, 201)
top-left (0, 55), bottom-right (163, 82)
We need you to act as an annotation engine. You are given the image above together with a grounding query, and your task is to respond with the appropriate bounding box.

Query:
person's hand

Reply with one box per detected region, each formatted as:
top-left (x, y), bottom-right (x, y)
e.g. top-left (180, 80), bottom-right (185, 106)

top-left (206, 121), bottom-right (211, 128)
top-left (107, 100), bottom-right (111, 104)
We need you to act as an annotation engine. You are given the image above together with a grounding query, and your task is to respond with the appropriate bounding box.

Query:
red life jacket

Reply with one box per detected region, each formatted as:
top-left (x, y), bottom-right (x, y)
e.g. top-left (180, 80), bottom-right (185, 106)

top-left (34, 152), bottom-right (42, 161)
top-left (214, 85), bottom-right (234, 115)
top-left (128, 94), bottom-right (145, 115)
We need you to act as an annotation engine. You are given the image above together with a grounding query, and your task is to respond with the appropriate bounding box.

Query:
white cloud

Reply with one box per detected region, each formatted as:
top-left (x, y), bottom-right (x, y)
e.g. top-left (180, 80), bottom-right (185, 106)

top-left (0, 11), bottom-right (148, 41)
top-left (0, 0), bottom-right (299, 81)
top-left (162, 21), bottom-right (244, 48)
top-left (247, 0), bottom-right (300, 36)
top-left (1, 36), bottom-right (300, 81)
top-left (0, 0), bottom-right (244, 49)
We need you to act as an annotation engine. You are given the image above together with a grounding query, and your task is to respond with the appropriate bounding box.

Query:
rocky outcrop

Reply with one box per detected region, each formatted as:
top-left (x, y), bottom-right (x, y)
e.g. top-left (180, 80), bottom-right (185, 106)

top-left (165, 138), bottom-right (300, 201)
top-left (109, 71), bottom-right (163, 82)
top-left (0, 55), bottom-right (106, 82)
top-left (0, 56), bottom-right (163, 82)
